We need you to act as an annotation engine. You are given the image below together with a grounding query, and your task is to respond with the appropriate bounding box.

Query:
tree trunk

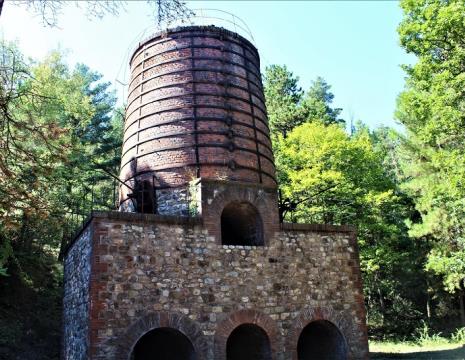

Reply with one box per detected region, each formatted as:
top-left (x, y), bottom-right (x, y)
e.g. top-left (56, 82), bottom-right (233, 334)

top-left (426, 278), bottom-right (431, 319)
top-left (377, 284), bottom-right (385, 322)
top-left (426, 296), bottom-right (431, 319)
top-left (0, 0), bottom-right (4, 18)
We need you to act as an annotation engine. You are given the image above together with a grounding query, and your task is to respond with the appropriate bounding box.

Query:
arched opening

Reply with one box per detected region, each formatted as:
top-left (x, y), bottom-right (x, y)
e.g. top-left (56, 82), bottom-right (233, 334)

top-left (221, 202), bottom-right (263, 246)
top-left (297, 320), bottom-right (347, 360)
top-left (131, 327), bottom-right (196, 360)
top-left (226, 323), bottom-right (272, 360)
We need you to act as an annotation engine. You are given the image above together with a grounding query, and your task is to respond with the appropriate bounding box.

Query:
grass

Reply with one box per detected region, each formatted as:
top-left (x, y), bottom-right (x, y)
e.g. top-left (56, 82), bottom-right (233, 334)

top-left (370, 325), bottom-right (465, 359)
top-left (370, 339), bottom-right (465, 360)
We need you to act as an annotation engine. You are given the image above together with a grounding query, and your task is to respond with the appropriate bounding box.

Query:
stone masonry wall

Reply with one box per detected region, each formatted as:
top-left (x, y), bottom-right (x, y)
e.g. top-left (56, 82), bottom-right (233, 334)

top-left (63, 226), bottom-right (92, 360)
top-left (156, 187), bottom-right (191, 216)
top-left (69, 212), bottom-right (368, 359)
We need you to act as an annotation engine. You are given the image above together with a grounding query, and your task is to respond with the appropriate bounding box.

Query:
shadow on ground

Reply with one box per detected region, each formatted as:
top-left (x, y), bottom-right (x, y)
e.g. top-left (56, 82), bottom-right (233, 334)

top-left (371, 345), bottom-right (465, 360)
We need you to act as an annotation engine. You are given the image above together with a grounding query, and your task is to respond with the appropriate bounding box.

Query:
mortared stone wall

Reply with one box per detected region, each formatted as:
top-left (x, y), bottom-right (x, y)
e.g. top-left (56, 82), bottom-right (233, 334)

top-left (63, 209), bottom-right (368, 359)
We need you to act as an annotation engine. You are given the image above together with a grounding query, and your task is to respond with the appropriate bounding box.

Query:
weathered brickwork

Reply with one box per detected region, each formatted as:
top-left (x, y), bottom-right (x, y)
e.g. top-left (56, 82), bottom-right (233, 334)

top-left (196, 179), bottom-right (280, 246)
top-left (63, 226), bottom-right (92, 360)
top-left (63, 211), bottom-right (368, 359)
top-left (119, 26), bottom-right (277, 211)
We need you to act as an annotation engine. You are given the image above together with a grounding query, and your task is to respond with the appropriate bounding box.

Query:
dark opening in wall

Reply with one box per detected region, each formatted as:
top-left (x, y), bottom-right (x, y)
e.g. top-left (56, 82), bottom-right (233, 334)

top-left (226, 323), bottom-right (272, 360)
top-left (134, 180), bottom-right (156, 214)
top-left (131, 327), bottom-right (196, 360)
top-left (221, 202), bottom-right (264, 246)
top-left (297, 320), bottom-right (347, 360)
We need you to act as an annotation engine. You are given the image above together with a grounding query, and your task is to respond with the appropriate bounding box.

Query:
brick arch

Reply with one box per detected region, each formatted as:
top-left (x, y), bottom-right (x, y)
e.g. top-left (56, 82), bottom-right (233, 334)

top-left (201, 182), bottom-right (280, 245)
top-left (114, 311), bottom-right (208, 360)
top-left (287, 307), bottom-right (350, 360)
top-left (214, 309), bottom-right (281, 360)
top-left (207, 186), bottom-right (268, 215)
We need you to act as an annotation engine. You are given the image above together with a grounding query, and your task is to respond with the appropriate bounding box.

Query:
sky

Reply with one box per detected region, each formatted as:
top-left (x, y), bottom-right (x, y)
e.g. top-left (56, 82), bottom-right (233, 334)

top-left (0, 1), bottom-right (415, 130)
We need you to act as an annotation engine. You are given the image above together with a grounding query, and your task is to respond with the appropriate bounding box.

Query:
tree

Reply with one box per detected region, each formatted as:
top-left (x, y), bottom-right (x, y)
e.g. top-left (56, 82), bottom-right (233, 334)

top-left (0, 44), bottom-right (122, 357)
top-left (299, 76), bottom-right (344, 126)
top-left (1, 0), bottom-right (193, 27)
top-left (263, 65), bottom-right (303, 138)
top-left (264, 65), bottom-right (344, 139)
top-left (276, 121), bottom-right (425, 336)
top-left (0, 43), bottom-right (121, 270)
top-left (397, 0), bottom-right (465, 325)
top-left (0, 44), bottom-right (91, 231)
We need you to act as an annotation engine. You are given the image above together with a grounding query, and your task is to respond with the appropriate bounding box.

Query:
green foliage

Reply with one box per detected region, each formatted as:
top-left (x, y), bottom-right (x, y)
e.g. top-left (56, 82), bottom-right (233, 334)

top-left (275, 120), bottom-right (425, 337)
top-left (263, 64), bottom-right (303, 138)
top-left (451, 327), bottom-right (465, 343)
top-left (263, 65), bottom-right (343, 139)
top-left (278, 122), bottom-right (389, 223)
top-left (396, 0), bottom-right (465, 304)
top-left (299, 77), bottom-right (344, 126)
top-left (415, 320), bottom-right (443, 345)
top-left (263, 65), bottom-right (430, 338)
top-left (0, 43), bottom-right (120, 358)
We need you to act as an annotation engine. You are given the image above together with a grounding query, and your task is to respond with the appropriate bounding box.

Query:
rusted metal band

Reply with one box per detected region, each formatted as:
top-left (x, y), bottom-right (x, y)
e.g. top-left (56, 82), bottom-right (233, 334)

top-left (126, 91), bottom-right (267, 121)
top-left (124, 103), bottom-right (270, 135)
top-left (123, 116), bottom-right (273, 149)
top-left (121, 161), bottom-right (277, 186)
top-left (127, 77), bottom-right (266, 112)
top-left (128, 55), bottom-right (262, 92)
top-left (120, 142), bottom-right (276, 171)
top-left (190, 35), bottom-right (201, 178)
top-left (243, 47), bottom-right (263, 183)
top-left (130, 43), bottom-right (260, 81)
top-left (126, 92), bottom-right (268, 128)
top-left (122, 129), bottom-right (274, 160)
top-left (128, 67), bottom-right (264, 105)
top-left (130, 27), bottom-right (259, 66)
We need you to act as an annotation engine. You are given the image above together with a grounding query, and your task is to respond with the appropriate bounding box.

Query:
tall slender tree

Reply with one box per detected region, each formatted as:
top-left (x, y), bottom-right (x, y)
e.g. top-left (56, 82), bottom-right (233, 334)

top-left (397, 0), bottom-right (465, 325)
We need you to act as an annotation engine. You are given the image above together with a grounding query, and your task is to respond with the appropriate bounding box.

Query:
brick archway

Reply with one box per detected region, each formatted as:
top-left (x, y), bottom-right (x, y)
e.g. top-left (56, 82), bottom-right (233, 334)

top-left (286, 307), bottom-right (350, 360)
top-left (114, 311), bottom-right (208, 360)
top-left (200, 181), bottom-right (280, 245)
top-left (214, 309), bottom-right (280, 360)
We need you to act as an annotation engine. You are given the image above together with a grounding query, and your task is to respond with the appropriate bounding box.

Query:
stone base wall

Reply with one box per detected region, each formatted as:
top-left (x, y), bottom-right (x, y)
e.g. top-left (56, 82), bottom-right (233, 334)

top-left (63, 212), bottom-right (368, 359)
top-left (63, 226), bottom-right (92, 359)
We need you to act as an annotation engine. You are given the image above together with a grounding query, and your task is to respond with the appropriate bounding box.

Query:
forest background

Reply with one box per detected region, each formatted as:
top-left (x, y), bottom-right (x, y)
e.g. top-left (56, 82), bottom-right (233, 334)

top-left (1, 0), bottom-right (465, 358)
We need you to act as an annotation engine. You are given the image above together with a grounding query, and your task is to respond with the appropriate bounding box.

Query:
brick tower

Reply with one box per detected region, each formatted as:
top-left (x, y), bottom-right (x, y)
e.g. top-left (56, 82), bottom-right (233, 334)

top-left (63, 26), bottom-right (369, 360)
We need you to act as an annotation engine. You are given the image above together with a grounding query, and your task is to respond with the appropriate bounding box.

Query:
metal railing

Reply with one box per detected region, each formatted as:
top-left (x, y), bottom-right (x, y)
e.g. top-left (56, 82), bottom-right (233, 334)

top-left (158, 8), bottom-right (256, 44)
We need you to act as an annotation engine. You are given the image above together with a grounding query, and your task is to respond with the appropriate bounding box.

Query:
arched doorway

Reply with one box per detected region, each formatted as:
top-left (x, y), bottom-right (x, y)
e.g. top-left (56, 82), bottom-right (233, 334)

top-left (131, 327), bottom-right (197, 360)
top-left (221, 202), bottom-right (264, 246)
top-left (226, 323), bottom-right (272, 360)
top-left (297, 320), bottom-right (347, 360)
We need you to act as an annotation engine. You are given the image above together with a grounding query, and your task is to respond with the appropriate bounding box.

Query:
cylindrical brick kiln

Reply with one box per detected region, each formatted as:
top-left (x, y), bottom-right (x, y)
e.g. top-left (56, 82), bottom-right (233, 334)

top-left (119, 26), bottom-right (276, 214)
